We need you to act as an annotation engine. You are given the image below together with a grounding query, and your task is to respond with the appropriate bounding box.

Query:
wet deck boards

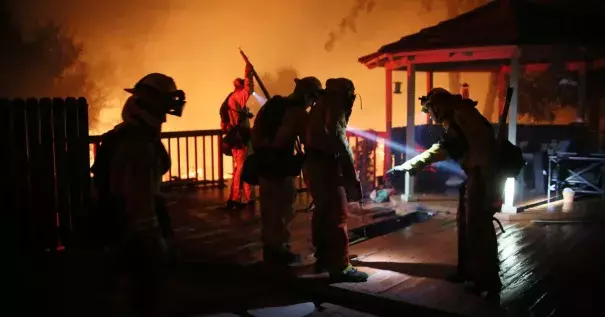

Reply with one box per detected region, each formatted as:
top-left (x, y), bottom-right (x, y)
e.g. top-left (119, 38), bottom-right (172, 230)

top-left (163, 187), bottom-right (605, 317)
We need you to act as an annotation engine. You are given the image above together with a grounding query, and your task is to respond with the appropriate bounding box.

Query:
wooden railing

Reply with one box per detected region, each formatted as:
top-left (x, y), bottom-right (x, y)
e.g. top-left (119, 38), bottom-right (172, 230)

top-left (89, 129), bottom-right (386, 190)
top-left (90, 129), bottom-right (225, 188)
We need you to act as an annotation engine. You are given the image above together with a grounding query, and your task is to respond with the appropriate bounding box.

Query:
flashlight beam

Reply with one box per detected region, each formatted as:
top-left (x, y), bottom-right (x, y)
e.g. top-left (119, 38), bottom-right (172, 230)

top-left (346, 126), bottom-right (465, 176)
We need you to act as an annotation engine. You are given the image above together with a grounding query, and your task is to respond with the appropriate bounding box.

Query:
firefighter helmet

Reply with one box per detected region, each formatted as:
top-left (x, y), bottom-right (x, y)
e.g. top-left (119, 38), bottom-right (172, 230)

top-left (125, 73), bottom-right (186, 117)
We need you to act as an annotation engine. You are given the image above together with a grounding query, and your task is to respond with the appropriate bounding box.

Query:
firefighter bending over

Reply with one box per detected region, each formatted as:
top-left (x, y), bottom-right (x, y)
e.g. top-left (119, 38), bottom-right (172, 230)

top-left (251, 77), bottom-right (322, 265)
top-left (387, 88), bottom-right (501, 302)
top-left (303, 78), bottom-right (369, 283)
top-left (220, 62), bottom-right (255, 210)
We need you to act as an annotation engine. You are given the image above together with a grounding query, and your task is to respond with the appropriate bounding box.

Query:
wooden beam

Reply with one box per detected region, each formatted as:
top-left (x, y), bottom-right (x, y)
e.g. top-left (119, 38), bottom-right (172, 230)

top-left (377, 45), bottom-right (517, 69)
top-left (385, 68), bottom-right (393, 175)
top-left (501, 61), bottom-right (587, 73)
top-left (403, 63), bottom-right (417, 202)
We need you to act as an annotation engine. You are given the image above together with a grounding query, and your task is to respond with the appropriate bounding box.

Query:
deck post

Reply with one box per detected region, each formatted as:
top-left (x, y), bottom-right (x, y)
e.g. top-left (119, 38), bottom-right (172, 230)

top-left (577, 64), bottom-right (587, 123)
top-left (403, 63), bottom-right (417, 202)
top-left (426, 71), bottom-right (433, 124)
top-left (385, 68), bottom-right (393, 175)
top-left (502, 49), bottom-right (520, 213)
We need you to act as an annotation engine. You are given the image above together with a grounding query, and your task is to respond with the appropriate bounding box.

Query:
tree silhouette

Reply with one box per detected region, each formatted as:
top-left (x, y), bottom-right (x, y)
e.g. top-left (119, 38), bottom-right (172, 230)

top-left (0, 5), bottom-right (106, 129)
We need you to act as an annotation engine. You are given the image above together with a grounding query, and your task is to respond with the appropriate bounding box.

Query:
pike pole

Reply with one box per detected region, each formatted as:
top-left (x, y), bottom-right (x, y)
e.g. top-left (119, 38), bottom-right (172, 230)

top-left (239, 48), bottom-right (271, 100)
top-left (497, 87), bottom-right (514, 142)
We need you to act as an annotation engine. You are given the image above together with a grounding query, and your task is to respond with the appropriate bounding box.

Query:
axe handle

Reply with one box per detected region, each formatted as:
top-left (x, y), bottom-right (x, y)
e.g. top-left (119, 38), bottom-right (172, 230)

top-left (239, 48), bottom-right (271, 99)
top-left (497, 87), bottom-right (514, 142)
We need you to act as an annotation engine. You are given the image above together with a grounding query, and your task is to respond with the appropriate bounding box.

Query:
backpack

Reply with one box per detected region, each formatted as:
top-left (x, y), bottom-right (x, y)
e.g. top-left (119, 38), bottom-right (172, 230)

top-left (89, 127), bottom-right (135, 247)
top-left (219, 92), bottom-right (252, 155)
top-left (91, 128), bottom-right (131, 200)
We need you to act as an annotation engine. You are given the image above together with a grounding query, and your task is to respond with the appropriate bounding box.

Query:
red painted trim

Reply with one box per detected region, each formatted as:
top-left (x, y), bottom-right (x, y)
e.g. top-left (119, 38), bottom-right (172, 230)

top-left (501, 61), bottom-right (587, 73)
top-left (385, 68), bottom-right (393, 174)
top-left (426, 71), bottom-right (433, 124)
top-left (364, 45), bottom-right (517, 69)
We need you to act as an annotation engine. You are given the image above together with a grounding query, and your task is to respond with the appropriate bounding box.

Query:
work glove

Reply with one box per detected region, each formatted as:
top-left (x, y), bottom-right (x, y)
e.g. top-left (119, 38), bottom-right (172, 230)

top-left (386, 161), bottom-right (417, 181)
top-left (245, 62), bottom-right (254, 75)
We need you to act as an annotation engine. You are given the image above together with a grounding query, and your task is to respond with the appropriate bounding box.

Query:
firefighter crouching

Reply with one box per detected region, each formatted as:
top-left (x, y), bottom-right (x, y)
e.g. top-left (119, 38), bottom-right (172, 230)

top-left (302, 78), bottom-right (369, 283)
top-left (387, 88), bottom-right (502, 302)
top-left (251, 77), bottom-right (322, 265)
top-left (92, 73), bottom-right (186, 316)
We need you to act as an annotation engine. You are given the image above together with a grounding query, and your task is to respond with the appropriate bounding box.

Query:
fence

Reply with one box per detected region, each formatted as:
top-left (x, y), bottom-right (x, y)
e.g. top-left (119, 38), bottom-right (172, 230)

top-left (88, 130), bottom-right (384, 191)
top-left (90, 129), bottom-right (225, 188)
top-left (2, 97), bottom-right (90, 253)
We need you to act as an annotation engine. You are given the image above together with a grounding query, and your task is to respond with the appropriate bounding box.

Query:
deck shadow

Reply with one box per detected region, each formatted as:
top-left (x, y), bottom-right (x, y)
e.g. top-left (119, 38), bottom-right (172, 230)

top-left (351, 261), bottom-right (456, 280)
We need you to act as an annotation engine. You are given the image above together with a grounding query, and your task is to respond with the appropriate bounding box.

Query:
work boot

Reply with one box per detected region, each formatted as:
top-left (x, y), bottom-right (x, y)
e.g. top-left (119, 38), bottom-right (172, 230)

top-left (263, 246), bottom-right (301, 265)
top-left (222, 200), bottom-right (239, 210)
top-left (329, 264), bottom-right (369, 283)
top-left (464, 283), bottom-right (501, 305)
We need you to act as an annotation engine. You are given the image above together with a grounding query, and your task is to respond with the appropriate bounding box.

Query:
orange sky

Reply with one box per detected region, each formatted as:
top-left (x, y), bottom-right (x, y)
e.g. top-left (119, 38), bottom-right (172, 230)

top-left (13, 0), bottom-right (499, 134)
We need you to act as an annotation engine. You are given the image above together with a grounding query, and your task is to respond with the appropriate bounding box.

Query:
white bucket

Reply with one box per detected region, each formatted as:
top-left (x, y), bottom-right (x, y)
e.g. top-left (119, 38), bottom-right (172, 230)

top-left (562, 188), bottom-right (575, 212)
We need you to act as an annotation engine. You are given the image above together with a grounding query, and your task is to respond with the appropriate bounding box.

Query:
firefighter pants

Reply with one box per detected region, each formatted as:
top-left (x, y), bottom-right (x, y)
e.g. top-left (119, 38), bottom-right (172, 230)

top-left (259, 176), bottom-right (296, 249)
top-left (457, 167), bottom-right (502, 292)
top-left (117, 229), bottom-right (168, 317)
top-left (303, 151), bottom-right (350, 271)
top-left (229, 147), bottom-right (253, 202)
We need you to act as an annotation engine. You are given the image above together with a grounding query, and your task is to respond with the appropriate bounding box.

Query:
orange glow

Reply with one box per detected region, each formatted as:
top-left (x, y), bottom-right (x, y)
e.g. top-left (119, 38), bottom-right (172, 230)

top-left (12, 0), bottom-right (502, 135)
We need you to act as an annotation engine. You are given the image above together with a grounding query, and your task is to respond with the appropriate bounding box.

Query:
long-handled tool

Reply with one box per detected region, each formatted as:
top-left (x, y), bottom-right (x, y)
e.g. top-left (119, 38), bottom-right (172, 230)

top-left (239, 48), bottom-right (271, 100)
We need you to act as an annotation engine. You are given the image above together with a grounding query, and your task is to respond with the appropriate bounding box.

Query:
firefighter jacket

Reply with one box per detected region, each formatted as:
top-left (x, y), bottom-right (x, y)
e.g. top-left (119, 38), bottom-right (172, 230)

top-left (251, 96), bottom-right (308, 178)
top-left (405, 99), bottom-right (497, 197)
top-left (109, 97), bottom-right (170, 235)
top-left (304, 90), bottom-right (356, 185)
top-left (220, 69), bottom-right (254, 133)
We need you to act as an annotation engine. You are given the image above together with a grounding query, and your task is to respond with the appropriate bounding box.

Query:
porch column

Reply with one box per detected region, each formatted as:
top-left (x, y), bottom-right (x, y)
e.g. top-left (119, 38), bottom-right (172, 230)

top-left (426, 71), bottom-right (433, 124)
top-left (577, 65), bottom-right (587, 123)
top-left (497, 66), bottom-right (506, 118)
top-left (385, 68), bottom-right (393, 174)
top-left (508, 55), bottom-right (519, 145)
top-left (502, 50), bottom-right (520, 213)
top-left (403, 63), bottom-right (417, 202)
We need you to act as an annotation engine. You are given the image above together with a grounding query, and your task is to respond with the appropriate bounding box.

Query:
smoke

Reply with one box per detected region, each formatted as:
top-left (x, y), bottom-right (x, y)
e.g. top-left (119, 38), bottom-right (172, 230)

top-left (3, 0), bottom-right (177, 131)
top-left (324, 0), bottom-right (376, 52)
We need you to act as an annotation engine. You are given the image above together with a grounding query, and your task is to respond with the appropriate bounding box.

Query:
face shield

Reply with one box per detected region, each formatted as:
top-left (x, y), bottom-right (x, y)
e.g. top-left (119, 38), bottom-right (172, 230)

top-left (166, 89), bottom-right (186, 117)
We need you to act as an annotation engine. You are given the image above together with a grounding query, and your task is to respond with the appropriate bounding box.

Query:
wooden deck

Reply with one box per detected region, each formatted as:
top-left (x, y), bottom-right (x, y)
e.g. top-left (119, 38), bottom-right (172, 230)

top-left (38, 187), bottom-right (605, 317)
top-left (158, 187), bottom-right (605, 317)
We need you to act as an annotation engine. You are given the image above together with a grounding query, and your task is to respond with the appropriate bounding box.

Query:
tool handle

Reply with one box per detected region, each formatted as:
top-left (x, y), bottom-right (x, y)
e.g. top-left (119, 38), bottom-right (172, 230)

top-left (239, 48), bottom-right (271, 99)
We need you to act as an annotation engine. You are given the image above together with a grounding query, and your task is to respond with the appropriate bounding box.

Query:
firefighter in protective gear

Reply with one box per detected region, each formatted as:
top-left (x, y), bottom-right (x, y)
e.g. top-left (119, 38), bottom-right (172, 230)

top-left (303, 78), bottom-right (369, 283)
top-left (109, 73), bottom-right (185, 316)
top-left (220, 62), bottom-right (255, 210)
top-left (251, 76), bottom-right (322, 265)
top-left (387, 88), bottom-right (502, 302)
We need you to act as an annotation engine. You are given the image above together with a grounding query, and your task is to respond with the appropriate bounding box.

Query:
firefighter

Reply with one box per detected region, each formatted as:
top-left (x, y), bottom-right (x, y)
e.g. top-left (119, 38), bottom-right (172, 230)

top-left (302, 78), bottom-right (369, 283)
top-left (108, 73), bottom-right (186, 315)
top-left (220, 62), bottom-right (255, 210)
top-left (387, 88), bottom-right (502, 302)
top-left (251, 76), bottom-right (322, 265)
